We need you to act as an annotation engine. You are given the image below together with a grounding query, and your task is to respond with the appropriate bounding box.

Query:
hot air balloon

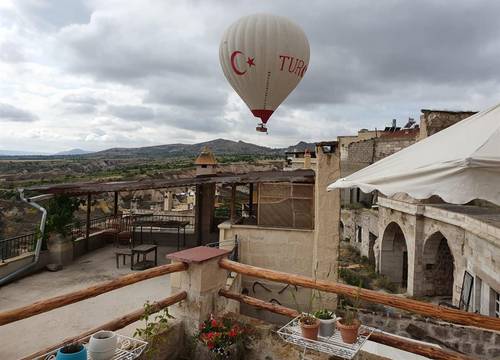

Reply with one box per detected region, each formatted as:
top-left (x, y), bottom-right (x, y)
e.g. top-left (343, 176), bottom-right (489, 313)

top-left (219, 14), bottom-right (310, 133)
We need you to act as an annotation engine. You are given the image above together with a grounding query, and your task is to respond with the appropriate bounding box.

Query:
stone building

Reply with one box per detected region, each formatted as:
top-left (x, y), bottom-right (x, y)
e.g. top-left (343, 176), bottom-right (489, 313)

top-left (339, 109), bottom-right (500, 317)
top-left (219, 141), bottom-right (341, 318)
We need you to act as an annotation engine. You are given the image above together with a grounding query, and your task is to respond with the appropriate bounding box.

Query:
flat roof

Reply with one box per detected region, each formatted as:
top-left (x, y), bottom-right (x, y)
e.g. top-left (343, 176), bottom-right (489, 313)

top-left (24, 169), bottom-right (315, 195)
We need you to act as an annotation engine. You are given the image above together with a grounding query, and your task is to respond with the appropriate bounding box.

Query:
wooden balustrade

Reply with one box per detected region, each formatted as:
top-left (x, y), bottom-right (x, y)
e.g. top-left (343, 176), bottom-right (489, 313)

top-left (219, 258), bottom-right (500, 332)
top-left (219, 289), bottom-right (475, 360)
top-left (23, 291), bottom-right (187, 360)
top-left (0, 262), bottom-right (188, 326)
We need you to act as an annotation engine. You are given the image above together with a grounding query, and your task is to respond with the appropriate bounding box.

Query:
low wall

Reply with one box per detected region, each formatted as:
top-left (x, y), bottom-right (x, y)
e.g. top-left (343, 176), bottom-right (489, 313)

top-left (218, 222), bottom-right (316, 319)
top-left (73, 232), bottom-right (111, 258)
top-left (357, 309), bottom-right (500, 359)
top-left (155, 313), bottom-right (396, 360)
top-left (0, 250), bottom-right (50, 280)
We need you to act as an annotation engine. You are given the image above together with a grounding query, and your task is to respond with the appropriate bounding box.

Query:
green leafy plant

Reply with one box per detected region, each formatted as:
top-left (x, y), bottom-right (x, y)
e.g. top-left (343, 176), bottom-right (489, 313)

top-left (45, 195), bottom-right (83, 238)
top-left (340, 286), bottom-right (361, 326)
top-left (59, 342), bottom-right (84, 354)
top-left (196, 315), bottom-right (246, 359)
top-left (313, 309), bottom-right (334, 320)
top-left (134, 301), bottom-right (174, 359)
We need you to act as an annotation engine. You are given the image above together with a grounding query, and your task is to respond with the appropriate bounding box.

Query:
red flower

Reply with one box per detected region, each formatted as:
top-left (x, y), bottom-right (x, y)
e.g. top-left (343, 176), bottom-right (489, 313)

top-left (211, 319), bottom-right (217, 327)
top-left (207, 342), bottom-right (214, 350)
top-left (228, 326), bottom-right (239, 337)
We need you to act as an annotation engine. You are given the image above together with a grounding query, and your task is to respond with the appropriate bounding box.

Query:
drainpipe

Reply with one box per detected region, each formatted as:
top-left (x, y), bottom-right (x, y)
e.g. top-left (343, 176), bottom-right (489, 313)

top-left (0, 189), bottom-right (52, 286)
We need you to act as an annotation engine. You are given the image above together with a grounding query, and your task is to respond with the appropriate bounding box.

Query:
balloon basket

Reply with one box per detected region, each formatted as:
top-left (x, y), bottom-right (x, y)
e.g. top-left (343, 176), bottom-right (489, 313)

top-left (256, 124), bottom-right (268, 133)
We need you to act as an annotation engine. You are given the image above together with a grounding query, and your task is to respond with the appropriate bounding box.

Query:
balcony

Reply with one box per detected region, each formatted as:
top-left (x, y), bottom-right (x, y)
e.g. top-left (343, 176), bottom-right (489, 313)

top-left (0, 245), bottom-right (498, 359)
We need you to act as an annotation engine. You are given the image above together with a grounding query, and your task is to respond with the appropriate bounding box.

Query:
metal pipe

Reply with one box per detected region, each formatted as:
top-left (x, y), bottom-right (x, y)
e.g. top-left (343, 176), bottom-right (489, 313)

top-left (0, 189), bottom-right (51, 286)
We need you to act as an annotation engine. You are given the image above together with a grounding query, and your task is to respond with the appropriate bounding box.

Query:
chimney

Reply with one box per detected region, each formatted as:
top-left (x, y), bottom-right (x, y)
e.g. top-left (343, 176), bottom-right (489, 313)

top-left (392, 119), bottom-right (397, 128)
top-left (303, 148), bottom-right (311, 169)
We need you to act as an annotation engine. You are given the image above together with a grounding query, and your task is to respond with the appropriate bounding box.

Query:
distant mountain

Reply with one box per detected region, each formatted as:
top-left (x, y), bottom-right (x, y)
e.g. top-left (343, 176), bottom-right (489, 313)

top-left (283, 141), bottom-right (316, 153)
top-left (53, 148), bottom-right (92, 156)
top-left (0, 139), bottom-right (321, 160)
top-left (0, 149), bottom-right (50, 156)
top-left (87, 138), bottom-right (283, 158)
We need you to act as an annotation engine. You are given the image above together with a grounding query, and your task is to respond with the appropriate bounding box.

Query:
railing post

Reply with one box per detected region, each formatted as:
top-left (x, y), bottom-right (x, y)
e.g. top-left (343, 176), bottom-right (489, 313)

top-left (85, 193), bottom-right (91, 252)
top-left (167, 246), bottom-right (233, 334)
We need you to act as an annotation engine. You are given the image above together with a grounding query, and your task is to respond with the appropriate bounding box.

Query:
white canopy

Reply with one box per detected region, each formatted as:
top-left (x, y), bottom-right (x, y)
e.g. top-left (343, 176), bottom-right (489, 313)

top-left (328, 103), bottom-right (500, 205)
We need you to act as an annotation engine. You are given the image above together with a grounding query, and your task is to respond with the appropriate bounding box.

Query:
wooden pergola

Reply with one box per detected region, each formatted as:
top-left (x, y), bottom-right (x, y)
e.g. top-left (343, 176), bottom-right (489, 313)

top-left (25, 169), bottom-right (315, 248)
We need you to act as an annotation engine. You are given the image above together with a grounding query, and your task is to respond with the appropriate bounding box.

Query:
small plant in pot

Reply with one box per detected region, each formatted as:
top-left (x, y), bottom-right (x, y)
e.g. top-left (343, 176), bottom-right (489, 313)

top-left (55, 342), bottom-right (87, 360)
top-left (298, 313), bottom-right (321, 341)
top-left (337, 287), bottom-right (362, 344)
top-left (313, 309), bottom-right (336, 337)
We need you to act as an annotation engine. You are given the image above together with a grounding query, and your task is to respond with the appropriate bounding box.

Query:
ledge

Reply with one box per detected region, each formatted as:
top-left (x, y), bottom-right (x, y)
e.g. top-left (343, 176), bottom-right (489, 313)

top-left (166, 246), bottom-right (230, 264)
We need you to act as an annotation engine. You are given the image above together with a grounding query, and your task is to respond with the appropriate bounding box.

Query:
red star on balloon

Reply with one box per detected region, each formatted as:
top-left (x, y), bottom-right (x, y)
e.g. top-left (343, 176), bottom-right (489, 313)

top-left (246, 57), bottom-right (255, 67)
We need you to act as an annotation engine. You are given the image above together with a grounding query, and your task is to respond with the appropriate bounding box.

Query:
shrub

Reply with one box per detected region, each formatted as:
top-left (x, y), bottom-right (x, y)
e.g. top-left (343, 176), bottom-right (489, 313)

top-left (372, 275), bottom-right (398, 293)
top-left (339, 268), bottom-right (370, 289)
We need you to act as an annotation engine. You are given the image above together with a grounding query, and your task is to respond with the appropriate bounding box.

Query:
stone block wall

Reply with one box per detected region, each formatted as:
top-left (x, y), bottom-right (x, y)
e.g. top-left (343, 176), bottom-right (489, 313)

top-left (358, 309), bottom-right (500, 359)
top-left (373, 137), bottom-right (416, 161)
top-left (419, 110), bottom-right (476, 139)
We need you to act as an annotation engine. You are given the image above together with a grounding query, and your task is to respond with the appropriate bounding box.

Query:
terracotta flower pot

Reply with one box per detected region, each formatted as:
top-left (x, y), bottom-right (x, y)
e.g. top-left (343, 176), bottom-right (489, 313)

top-left (299, 316), bottom-right (320, 341)
top-left (336, 318), bottom-right (361, 344)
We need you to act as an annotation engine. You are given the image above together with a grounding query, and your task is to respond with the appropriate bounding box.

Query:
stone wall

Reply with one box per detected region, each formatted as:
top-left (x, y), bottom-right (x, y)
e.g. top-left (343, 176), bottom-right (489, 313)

top-left (218, 222), bottom-right (316, 315)
top-left (358, 309), bottom-right (500, 359)
top-left (419, 109), bottom-right (476, 139)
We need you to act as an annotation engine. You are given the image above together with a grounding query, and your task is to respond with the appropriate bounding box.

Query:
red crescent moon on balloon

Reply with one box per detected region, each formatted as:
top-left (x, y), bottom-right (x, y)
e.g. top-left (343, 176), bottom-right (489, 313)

top-left (230, 51), bottom-right (246, 75)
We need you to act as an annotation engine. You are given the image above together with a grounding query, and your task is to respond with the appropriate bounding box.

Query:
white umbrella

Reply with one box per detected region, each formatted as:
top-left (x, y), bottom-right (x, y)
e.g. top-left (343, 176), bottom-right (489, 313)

top-left (328, 103), bottom-right (500, 205)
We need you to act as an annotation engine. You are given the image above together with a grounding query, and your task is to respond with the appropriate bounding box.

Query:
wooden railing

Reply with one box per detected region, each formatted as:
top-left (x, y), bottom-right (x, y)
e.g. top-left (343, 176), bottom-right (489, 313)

top-left (219, 258), bottom-right (500, 332)
top-left (23, 291), bottom-right (187, 360)
top-left (219, 289), bottom-right (474, 360)
top-left (0, 262), bottom-right (188, 326)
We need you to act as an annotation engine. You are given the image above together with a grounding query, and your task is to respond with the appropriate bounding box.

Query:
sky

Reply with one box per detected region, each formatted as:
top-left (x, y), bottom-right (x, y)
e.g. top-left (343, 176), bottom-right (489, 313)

top-left (1, 0), bottom-right (500, 153)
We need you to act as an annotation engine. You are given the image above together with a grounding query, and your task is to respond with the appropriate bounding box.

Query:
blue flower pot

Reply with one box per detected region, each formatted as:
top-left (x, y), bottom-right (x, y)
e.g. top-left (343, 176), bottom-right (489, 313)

top-left (55, 345), bottom-right (87, 360)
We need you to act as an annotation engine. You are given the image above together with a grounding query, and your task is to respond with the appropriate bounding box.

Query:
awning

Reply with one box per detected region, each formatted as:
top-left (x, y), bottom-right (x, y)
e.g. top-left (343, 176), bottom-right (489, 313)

top-left (328, 103), bottom-right (500, 205)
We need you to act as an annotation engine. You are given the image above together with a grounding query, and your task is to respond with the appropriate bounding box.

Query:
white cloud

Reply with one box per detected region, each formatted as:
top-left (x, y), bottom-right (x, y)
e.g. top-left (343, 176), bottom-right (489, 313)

top-left (1, 0), bottom-right (500, 152)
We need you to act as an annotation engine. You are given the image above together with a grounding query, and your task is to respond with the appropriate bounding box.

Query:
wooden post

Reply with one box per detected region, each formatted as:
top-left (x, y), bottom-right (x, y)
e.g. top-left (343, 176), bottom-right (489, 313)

top-left (113, 191), bottom-right (118, 216)
top-left (230, 184), bottom-right (236, 222)
top-left (248, 183), bottom-right (254, 218)
top-left (218, 290), bottom-right (476, 360)
top-left (86, 193), bottom-right (91, 252)
top-left (0, 262), bottom-right (188, 326)
top-left (219, 258), bottom-right (500, 332)
top-left (22, 291), bottom-right (187, 360)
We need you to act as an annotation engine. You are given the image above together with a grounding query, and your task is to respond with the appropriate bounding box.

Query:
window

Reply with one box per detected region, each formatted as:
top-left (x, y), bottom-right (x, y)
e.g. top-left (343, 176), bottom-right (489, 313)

top-left (489, 288), bottom-right (500, 318)
top-left (474, 277), bottom-right (482, 313)
top-left (356, 226), bottom-right (362, 243)
top-left (496, 291), bottom-right (500, 318)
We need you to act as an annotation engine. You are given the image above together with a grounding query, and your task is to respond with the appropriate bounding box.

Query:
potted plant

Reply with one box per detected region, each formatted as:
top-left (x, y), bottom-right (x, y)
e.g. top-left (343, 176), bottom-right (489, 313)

top-left (44, 195), bottom-right (83, 265)
top-left (298, 313), bottom-right (321, 341)
top-left (313, 309), bottom-right (336, 337)
top-left (55, 342), bottom-right (87, 360)
top-left (337, 287), bottom-right (362, 344)
top-left (196, 315), bottom-right (246, 359)
top-left (88, 330), bottom-right (117, 360)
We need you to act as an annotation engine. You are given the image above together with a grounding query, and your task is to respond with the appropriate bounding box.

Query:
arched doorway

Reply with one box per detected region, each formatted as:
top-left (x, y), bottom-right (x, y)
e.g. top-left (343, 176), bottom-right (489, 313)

top-left (422, 232), bottom-right (454, 297)
top-left (380, 222), bottom-right (408, 290)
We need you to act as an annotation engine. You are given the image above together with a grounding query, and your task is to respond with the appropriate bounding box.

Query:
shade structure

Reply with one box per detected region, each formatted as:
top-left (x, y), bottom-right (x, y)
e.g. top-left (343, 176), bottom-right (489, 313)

top-left (328, 103), bottom-right (500, 205)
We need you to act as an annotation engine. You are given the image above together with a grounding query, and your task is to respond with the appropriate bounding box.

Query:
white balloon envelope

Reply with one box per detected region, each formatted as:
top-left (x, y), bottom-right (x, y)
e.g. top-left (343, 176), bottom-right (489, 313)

top-left (219, 14), bottom-right (310, 132)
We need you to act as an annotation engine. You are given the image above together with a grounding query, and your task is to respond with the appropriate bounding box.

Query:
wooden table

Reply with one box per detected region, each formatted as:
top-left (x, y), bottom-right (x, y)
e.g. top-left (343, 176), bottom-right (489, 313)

top-left (131, 244), bottom-right (158, 270)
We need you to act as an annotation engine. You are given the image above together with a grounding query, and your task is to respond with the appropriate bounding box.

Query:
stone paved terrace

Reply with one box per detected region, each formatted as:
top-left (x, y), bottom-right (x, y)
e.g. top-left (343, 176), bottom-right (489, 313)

top-left (0, 244), bottom-right (178, 359)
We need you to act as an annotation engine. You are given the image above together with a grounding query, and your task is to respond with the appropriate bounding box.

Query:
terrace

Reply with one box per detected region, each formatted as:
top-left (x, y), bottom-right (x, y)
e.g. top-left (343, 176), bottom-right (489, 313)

top-left (0, 244), bottom-right (498, 359)
top-left (1, 147), bottom-right (499, 359)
